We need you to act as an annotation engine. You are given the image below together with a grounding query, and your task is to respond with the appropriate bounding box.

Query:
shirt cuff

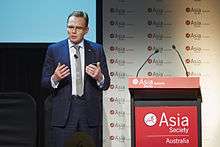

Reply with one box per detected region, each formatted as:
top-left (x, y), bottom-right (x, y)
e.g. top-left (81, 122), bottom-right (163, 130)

top-left (51, 76), bottom-right (59, 88)
top-left (97, 74), bottom-right (105, 88)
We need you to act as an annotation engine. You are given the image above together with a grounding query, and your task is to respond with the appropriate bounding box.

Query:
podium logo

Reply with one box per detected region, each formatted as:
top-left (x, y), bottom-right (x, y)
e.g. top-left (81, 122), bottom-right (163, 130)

top-left (132, 79), bottom-right (139, 85)
top-left (132, 78), bottom-right (154, 88)
top-left (144, 113), bottom-right (157, 126)
top-left (144, 112), bottom-right (189, 127)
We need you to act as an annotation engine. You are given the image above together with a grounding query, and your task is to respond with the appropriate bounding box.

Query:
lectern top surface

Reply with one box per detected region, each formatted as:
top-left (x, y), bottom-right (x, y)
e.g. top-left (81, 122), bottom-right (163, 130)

top-left (128, 77), bottom-right (200, 89)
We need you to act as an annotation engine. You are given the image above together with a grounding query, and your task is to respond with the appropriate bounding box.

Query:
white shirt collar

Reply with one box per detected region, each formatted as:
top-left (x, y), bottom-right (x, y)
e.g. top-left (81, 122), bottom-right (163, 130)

top-left (68, 39), bottom-right (84, 49)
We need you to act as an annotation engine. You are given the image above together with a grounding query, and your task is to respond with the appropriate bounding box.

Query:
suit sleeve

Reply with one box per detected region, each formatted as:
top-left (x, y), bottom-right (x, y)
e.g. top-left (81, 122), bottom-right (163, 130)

top-left (99, 46), bottom-right (110, 90)
top-left (41, 45), bottom-right (56, 90)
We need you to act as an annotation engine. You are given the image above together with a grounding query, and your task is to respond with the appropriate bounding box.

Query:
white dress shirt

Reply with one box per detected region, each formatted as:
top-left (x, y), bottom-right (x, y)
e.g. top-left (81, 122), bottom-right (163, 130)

top-left (68, 39), bottom-right (85, 95)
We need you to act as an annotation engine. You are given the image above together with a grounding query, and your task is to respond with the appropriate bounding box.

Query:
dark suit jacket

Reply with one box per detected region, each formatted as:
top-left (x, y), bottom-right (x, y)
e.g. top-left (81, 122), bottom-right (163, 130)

top-left (41, 39), bottom-right (110, 127)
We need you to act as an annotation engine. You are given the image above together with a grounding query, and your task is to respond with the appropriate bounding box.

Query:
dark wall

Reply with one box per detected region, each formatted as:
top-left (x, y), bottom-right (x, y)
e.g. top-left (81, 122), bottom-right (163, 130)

top-left (0, 43), bottom-right (49, 147)
top-left (0, 44), bottom-right (47, 93)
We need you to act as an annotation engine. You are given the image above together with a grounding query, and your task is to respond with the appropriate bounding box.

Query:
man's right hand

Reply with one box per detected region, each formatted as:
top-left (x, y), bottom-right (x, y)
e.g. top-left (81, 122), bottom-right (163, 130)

top-left (52, 63), bottom-right (70, 82)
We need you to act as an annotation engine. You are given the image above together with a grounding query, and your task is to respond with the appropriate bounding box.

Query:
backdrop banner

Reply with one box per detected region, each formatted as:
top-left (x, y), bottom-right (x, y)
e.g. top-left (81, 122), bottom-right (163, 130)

top-left (103, 0), bottom-right (220, 147)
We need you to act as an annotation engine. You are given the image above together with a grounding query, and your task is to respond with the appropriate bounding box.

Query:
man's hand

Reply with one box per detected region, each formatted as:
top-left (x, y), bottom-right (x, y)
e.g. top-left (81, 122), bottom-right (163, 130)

top-left (86, 62), bottom-right (103, 82)
top-left (52, 63), bottom-right (70, 82)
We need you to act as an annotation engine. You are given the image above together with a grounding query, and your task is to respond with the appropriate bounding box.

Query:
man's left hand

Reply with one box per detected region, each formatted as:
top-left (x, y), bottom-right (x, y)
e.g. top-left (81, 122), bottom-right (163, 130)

top-left (86, 62), bottom-right (103, 82)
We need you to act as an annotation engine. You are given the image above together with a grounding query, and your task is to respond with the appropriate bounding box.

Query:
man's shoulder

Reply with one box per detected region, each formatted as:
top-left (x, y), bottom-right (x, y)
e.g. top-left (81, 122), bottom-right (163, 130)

top-left (84, 39), bottom-right (102, 49)
top-left (48, 39), bottom-right (68, 49)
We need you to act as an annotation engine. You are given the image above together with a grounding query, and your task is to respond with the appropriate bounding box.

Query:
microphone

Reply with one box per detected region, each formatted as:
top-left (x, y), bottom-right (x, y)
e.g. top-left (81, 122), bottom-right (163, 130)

top-left (171, 45), bottom-right (189, 77)
top-left (74, 54), bottom-right (78, 59)
top-left (136, 49), bottom-right (159, 77)
top-left (72, 45), bottom-right (79, 59)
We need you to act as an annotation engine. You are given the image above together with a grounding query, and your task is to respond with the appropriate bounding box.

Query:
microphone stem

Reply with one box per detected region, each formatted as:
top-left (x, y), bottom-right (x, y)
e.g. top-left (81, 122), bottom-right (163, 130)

top-left (136, 52), bottom-right (156, 77)
top-left (173, 48), bottom-right (189, 77)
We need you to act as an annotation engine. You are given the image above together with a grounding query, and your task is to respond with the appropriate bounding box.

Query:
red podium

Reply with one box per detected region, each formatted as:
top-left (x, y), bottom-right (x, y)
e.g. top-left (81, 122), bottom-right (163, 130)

top-left (128, 77), bottom-right (202, 147)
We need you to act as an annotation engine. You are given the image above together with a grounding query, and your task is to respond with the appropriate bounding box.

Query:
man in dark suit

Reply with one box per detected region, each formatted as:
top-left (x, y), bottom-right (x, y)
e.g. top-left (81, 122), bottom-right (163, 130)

top-left (41, 11), bottom-right (110, 147)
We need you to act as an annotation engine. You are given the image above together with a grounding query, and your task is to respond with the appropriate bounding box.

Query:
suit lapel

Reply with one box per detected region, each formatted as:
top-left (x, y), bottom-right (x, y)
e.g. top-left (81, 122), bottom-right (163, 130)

top-left (63, 39), bottom-right (71, 68)
top-left (84, 40), bottom-right (96, 66)
top-left (60, 39), bottom-right (71, 81)
top-left (84, 40), bottom-right (97, 82)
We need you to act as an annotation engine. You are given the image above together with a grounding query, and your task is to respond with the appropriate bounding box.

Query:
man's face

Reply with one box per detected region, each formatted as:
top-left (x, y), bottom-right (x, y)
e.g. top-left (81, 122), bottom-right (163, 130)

top-left (67, 16), bottom-right (88, 44)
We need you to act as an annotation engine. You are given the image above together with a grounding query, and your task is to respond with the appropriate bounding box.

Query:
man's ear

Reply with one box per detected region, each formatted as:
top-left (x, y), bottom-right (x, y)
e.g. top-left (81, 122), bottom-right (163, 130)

top-left (85, 27), bottom-right (89, 34)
